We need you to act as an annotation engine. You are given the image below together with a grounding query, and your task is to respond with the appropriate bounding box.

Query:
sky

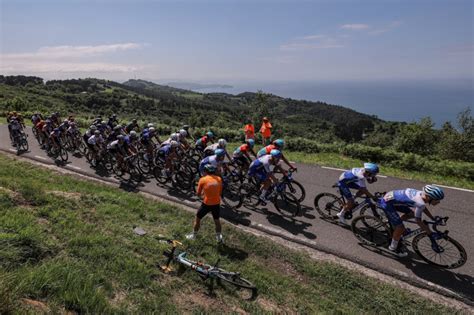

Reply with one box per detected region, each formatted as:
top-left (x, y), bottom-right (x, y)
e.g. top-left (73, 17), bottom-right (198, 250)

top-left (0, 0), bottom-right (473, 83)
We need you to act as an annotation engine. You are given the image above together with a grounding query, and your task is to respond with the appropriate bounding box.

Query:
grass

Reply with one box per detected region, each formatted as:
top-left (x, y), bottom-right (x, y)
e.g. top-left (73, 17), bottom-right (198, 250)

top-left (0, 154), bottom-right (458, 314)
top-left (227, 143), bottom-right (474, 190)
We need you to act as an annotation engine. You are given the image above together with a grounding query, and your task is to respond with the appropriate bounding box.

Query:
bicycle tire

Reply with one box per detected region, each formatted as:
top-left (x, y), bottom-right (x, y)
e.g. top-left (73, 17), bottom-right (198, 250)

top-left (138, 152), bottom-right (151, 174)
top-left (351, 215), bottom-right (391, 247)
top-left (239, 183), bottom-right (260, 207)
top-left (273, 191), bottom-right (301, 217)
top-left (412, 233), bottom-right (467, 269)
top-left (222, 184), bottom-right (243, 209)
top-left (153, 164), bottom-right (169, 184)
top-left (59, 147), bottom-right (68, 162)
top-left (286, 180), bottom-right (306, 203)
top-left (20, 138), bottom-right (29, 152)
top-left (173, 171), bottom-right (193, 190)
top-left (215, 271), bottom-right (257, 291)
top-left (314, 192), bottom-right (343, 220)
top-left (359, 204), bottom-right (388, 226)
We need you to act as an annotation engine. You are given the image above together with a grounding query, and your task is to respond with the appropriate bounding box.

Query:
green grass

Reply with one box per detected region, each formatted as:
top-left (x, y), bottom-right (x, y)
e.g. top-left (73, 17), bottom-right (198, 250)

top-left (227, 143), bottom-right (474, 190)
top-left (0, 154), bottom-right (458, 314)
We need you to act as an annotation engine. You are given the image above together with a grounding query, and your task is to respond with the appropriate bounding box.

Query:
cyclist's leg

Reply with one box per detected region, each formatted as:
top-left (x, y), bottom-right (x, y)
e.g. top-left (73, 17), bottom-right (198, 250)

top-left (337, 182), bottom-right (357, 222)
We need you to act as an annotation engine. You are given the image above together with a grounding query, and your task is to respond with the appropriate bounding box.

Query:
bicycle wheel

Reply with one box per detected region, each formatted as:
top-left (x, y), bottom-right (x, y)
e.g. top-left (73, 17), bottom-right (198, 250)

top-left (273, 192), bottom-right (301, 217)
top-left (138, 152), bottom-right (151, 174)
top-left (412, 233), bottom-right (467, 269)
top-left (78, 141), bottom-right (87, 155)
top-left (59, 147), bottom-right (68, 162)
top-left (351, 215), bottom-right (391, 247)
top-left (286, 180), bottom-right (306, 203)
top-left (222, 184), bottom-right (243, 209)
top-left (173, 171), bottom-right (193, 190)
top-left (20, 138), bottom-right (29, 152)
top-left (215, 271), bottom-right (256, 290)
top-left (153, 164), bottom-right (169, 184)
top-left (32, 127), bottom-right (38, 138)
top-left (359, 204), bottom-right (388, 226)
top-left (314, 193), bottom-right (343, 220)
top-left (239, 183), bottom-right (260, 207)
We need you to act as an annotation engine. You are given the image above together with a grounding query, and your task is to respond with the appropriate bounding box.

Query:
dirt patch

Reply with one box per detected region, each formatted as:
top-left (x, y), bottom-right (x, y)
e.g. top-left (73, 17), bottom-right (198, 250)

top-left (47, 190), bottom-right (82, 200)
top-left (173, 289), bottom-right (234, 314)
top-left (262, 255), bottom-right (309, 284)
top-left (0, 186), bottom-right (26, 204)
top-left (110, 290), bottom-right (127, 306)
top-left (22, 298), bottom-right (50, 313)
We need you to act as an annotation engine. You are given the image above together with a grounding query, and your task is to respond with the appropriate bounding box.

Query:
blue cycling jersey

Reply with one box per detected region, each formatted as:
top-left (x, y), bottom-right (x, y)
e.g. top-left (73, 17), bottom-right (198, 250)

top-left (383, 189), bottom-right (426, 218)
top-left (339, 168), bottom-right (367, 188)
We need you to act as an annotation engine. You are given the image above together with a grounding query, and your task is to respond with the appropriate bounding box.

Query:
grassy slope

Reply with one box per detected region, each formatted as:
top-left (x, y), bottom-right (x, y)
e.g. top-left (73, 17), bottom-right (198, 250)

top-left (0, 154), bottom-right (456, 314)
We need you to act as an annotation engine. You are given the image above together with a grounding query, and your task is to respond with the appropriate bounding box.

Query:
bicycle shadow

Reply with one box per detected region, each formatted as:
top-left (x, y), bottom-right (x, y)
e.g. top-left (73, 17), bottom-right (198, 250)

top-left (220, 206), bottom-right (252, 227)
top-left (217, 243), bottom-right (249, 261)
top-left (266, 212), bottom-right (317, 240)
top-left (300, 204), bottom-right (316, 219)
top-left (401, 258), bottom-right (474, 302)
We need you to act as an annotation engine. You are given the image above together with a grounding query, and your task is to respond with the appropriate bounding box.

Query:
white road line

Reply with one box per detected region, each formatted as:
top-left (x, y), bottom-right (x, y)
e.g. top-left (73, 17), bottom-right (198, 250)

top-left (434, 184), bottom-right (474, 193)
top-left (377, 175), bottom-right (388, 178)
top-left (321, 166), bottom-right (346, 172)
top-left (34, 155), bottom-right (47, 160)
top-left (67, 165), bottom-right (82, 171)
top-left (8, 149), bottom-right (16, 152)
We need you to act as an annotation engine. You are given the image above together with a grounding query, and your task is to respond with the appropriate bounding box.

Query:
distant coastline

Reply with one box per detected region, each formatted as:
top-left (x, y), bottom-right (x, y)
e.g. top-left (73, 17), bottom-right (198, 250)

top-left (166, 82), bottom-right (233, 90)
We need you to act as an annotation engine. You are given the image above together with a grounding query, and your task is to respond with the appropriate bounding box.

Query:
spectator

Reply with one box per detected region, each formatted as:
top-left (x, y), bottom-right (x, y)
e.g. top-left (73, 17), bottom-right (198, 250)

top-left (243, 119), bottom-right (255, 140)
top-left (186, 164), bottom-right (224, 243)
top-left (259, 116), bottom-right (272, 145)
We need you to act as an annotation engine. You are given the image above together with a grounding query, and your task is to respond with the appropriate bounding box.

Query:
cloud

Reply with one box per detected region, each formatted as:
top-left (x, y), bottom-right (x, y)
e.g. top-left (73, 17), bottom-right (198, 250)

top-left (340, 24), bottom-right (370, 30)
top-left (368, 20), bottom-right (403, 36)
top-left (298, 34), bottom-right (326, 40)
top-left (280, 42), bottom-right (343, 51)
top-left (0, 43), bottom-right (143, 74)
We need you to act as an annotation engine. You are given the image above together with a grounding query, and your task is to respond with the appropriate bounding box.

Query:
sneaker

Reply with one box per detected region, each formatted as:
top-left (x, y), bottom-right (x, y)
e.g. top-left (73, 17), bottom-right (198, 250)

top-left (216, 234), bottom-right (223, 244)
top-left (186, 233), bottom-right (196, 240)
top-left (336, 212), bottom-right (346, 224)
top-left (388, 245), bottom-right (408, 257)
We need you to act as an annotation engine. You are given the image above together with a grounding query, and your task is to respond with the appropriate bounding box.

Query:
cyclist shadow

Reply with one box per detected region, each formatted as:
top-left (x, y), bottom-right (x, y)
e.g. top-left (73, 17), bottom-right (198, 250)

top-left (220, 206), bottom-right (252, 226)
top-left (401, 259), bottom-right (474, 302)
top-left (300, 204), bottom-right (316, 220)
top-left (265, 212), bottom-right (317, 240)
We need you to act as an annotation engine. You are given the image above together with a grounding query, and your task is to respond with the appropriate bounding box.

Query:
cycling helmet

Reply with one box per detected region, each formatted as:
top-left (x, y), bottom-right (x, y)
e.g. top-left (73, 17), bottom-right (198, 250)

top-left (270, 149), bottom-right (282, 159)
top-left (263, 117), bottom-right (269, 121)
top-left (423, 185), bottom-right (444, 201)
top-left (215, 148), bottom-right (225, 157)
top-left (112, 114), bottom-right (117, 118)
top-left (179, 129), bottom-right (187, 137)
top-left (171, 133), bottom-right (179, 141)
top-left (90, 125), bottom-right (97, 130)
top-left (117, 135), bottom-right (124, 140)
top-left (218, 139), bottom-right (227, 147)
top-left (94, 130), bottom-right (101, 135)
top-left (204, 164), bottom-right (217, 174)
top-left (130, 130), bottom-right (137, 136)
top-left (170, 140), bottom-right (179, 148)
top-left (63, 119), bottom-right (69, 123)
top-left (101, 120), bottom-right (107, 125)
top-left (132, 119), bottom-right (137, 123)
top-left (246, 139), bottom-right (255, 148)
top-left (70, 122), bottom-right (76, 127)
top-left (274, 139), bottom-right (284, 148)
top-left (207, 131), bottom-right (214, 138)
top-left (149, 127), bottom-right (155, 132)
top-left (363, 162), bottom-right (379, 175)
top-left (46, 119), bottom-right (51, 123)
top-left (182, 124), bottom-right (190, 130)
top-left (147, 123), bottom-right (154, 128)
top-left (113, 125), bottom-right (122, 131)
top-left (53, 128), bottom-right (60, 132)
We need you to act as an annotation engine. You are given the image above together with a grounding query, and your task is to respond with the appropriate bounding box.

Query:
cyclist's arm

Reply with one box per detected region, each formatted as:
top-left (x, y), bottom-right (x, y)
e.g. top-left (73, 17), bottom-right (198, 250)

top-left (281, 154), bottom-right (293, 169)
top-left (357, 187), bottom-right (374, 199)
top-left (415, 207), bottom-right (432, 235)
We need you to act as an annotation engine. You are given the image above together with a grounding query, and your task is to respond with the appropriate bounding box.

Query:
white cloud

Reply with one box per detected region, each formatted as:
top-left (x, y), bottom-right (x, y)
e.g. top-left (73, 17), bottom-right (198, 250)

top-left (340, 24), bottom-right (370, 30)
top-left (0, 43), bottom-right (143, 74)
top-left (368, 20), bottom-right (403, 36)
top-left (298, 34), bottom-right (326, 40)
top-left (280, 42), bottom-right (343, 51)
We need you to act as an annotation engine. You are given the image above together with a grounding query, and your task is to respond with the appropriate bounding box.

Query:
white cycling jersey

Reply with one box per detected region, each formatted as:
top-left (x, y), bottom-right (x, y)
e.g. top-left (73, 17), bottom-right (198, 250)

top-left (87, 135), bottom-right (104, 145)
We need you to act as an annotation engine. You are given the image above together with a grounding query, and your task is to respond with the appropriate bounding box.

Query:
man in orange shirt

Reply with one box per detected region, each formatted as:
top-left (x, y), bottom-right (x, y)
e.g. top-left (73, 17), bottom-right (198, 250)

top-left (186, 164), bottom-right (224, 243)
top-left (259, 117), bottom-right (272, 145)
top-left (243, 119), bottom-right (255, 140)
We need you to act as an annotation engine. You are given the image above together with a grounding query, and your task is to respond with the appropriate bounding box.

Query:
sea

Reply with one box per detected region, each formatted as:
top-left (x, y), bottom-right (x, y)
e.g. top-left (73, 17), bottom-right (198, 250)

top-left (189, 79), bottom-right (473, 127)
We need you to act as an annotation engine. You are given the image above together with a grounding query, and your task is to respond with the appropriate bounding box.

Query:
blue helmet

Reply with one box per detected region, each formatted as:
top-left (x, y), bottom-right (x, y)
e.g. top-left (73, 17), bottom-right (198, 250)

top-left (423, 185), bottom-right (444, 201)
top-left (274, 139), bottom-right (284, 148)
top-left (215, 148), bottom-right (225, 157)
top-left (270, 149), bottom-right (282, 159)
top-left (204, 164), bottom-right (217, 174)
top-left (246, 139), bottom-right (255, 148)
top-left (207, 131), bottom-right (214, 138)
top-left (364, 162), bottom-right (379, 175)
top-left (53, 128), bottom-right (60, 133)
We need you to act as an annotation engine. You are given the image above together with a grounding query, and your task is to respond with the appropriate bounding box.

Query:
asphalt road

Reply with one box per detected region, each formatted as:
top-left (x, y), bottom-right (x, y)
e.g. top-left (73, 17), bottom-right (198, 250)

top-left (1, 125), bottom-right (473, 303)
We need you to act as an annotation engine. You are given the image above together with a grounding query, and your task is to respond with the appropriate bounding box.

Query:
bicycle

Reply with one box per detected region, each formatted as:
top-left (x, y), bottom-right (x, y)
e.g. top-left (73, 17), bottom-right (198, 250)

top-left (351, 215), bottom-right (467, 269)
top-left (12, 130), bottom-right (29, 155)
top-left (160, 239), bottom-right (257, 299)
top-left (239, 170), bottom-right (301, 217)
top-left (314, 184), bottom-right (385, 221)
top-left (275, 169), bottom-right (305, 203)
top-left (47, 138), bottom-right (68, 162)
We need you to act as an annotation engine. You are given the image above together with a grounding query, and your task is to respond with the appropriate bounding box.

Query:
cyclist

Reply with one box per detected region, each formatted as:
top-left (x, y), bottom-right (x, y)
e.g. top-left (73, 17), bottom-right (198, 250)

top-left (125, 119), bottom-right (140, 134)
top-left (195, 131), bottom-right (215, 152)
top-left (9, 117), bottom-right (22, 144)
top-left (232, 139), bottom-right (257, 170)
top-left (87, 130), bottom-right (105, 161)
top-left (83, 125), bottom-right (97, 148)
top-left (248, 149), bottom-right (291, 204)
top-left (31, 112), bottom-right (43, 126)
top-left (182, 124), bottom-right (194, 141)
top-left (199, 148), bottom-right (228, 176)
top-left (107, 114), bottom-right (118, 128)
top-left (256, 139), bottom-right (294, 170)
top-left (379, 185), bottom-right (444, 257)
top-left (41, 119), bottom-right (54, 149)
top-left (157, 140), bottom-right (179, 177)
top-left (127, 131), bottom-right (140, 153)
top-left (107, 125), bottom-right (124, 143)
top-left (186, 164), bottom-right (224, 243)
top-left (160, 132), bottom-right (179, 147)
top-left (203, 138), bottom-right (230, 160)
top-left (140, 127), bottom-right (157, 163)
top-left (336, 163), bottom-right (380, 224)
top-left (107, 135), bottom-right (134, 170)
top-left (177, 129), bottom-right (189, 149)
top-left (49, 128), bottom-right (63, 152)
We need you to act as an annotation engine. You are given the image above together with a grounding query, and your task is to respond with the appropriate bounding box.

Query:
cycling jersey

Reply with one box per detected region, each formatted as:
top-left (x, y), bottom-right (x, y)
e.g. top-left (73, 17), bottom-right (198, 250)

top-left (199, 155), bottom-right (223, 174)
top-left (125, 123), bottom-right (137, 133)
top-left (31, 115), bottom-right (40, 125)
top-left (248, 155), bottom-right (275, 182)
top-left (36, 120), bottom-right (45, 130)
top-left (337, 168), bottom-right (367, 200)
top-left (87, 135), bottom-right (104, 145)
top-left (158, 144), bottom-right (172, 157)
top-left (204, 143), bottom-right (225, 156)
top-left (233, 144), bottom-right (251, 158)
top-left (380, 189), bottom-right (426, 226)
top-left (195, 136), bottom-right (210, 147)
top-left (257, 144), bottom-right (276, 158)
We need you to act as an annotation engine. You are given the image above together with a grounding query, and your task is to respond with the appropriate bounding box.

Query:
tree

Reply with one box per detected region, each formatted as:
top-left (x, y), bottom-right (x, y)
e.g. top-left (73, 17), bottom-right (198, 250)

top-left (395, 117), bottom-right (437, 156)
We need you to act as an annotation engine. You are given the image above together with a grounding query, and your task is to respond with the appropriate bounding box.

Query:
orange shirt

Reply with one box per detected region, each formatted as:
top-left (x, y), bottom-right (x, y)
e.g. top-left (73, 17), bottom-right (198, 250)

top-left (244, 124), bottom-right (255, 138)
top-left (197, 175), bottom-right (223, 205)
top-left (260, 121), bottom-right (272, 138)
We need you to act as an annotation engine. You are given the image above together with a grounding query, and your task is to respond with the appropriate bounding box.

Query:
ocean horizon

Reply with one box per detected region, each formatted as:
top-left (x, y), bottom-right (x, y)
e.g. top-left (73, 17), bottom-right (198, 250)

top-left (185, 79), bottom-right (473, 127)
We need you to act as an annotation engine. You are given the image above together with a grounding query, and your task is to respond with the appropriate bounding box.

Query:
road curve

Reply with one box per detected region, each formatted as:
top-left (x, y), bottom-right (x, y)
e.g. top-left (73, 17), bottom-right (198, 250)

top-left (1, 125), bottom-right (473, 303)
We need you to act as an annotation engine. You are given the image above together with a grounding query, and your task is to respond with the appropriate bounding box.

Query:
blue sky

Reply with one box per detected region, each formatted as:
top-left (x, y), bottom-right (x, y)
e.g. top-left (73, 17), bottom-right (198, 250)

top-left (1, 0), bottom-right (472, 83)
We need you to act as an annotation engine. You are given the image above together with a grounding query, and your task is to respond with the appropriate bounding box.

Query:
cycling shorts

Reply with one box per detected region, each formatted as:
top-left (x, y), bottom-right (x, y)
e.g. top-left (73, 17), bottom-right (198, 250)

top-left (337, 181), bottom-right (361, 200)
top-left (248, 166), bottom-right (268, 183)
top-left (197, 203), bottom-right (221, 220)
top-left (379, 199), bottom-right (412, 227)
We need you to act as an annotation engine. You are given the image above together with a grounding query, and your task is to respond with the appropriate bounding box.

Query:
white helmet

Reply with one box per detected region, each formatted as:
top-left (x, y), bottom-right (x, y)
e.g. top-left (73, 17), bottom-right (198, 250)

top-left (148, 123), bottom-right (154, 128)
top-left (170, 140), bottom-right (179, 148)
top-left (170, 133), bottom-right (179, 141)
top-left (179, 129), bottom-right (187, 137)
top-left (149, 127), bottom-right (155, 132)
top-left (90, 125), bottom-right (97, 131)
top-left (218, 138), bottom-right (227, 147)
